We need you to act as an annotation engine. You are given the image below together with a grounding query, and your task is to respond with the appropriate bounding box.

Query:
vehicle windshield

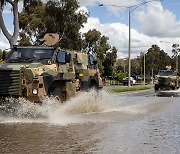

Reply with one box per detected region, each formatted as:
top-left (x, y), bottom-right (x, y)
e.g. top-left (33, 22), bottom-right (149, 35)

top-left (158, 70), bottom-right (177, 76)
top-left (6, 47), bottom-right (55, 63)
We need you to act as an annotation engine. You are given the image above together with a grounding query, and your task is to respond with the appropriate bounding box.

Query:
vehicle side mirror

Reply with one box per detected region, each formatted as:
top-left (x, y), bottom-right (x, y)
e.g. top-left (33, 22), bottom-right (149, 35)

top-left (57, 51), bottom-right (66, 63)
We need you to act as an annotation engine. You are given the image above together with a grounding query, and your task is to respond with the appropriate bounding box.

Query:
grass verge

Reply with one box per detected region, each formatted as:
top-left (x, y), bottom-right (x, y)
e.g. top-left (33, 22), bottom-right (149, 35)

top-left (107, 85), bottom-right (153, 93)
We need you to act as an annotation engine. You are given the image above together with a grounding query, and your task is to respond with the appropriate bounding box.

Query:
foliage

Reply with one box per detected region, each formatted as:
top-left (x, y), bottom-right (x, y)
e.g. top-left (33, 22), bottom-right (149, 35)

top-left (116, 58), bottom-right (128, 73)
top-left (117, 71), bottom-right (127, 81)
top-left (103, 47), bottom-right (117, 77)
top-left (83, 29), bottom-right (101, 53)
top-left (19, 0), bottom-right (88, 50)
top-left (116, 45), bottom-right (174, 79)
top-left (82, 29), bottom-right (117, 77)
top-left (19, 0), bottom-right (45, 45)
top-left (116, 57), bottom-right (141, 78)
top-left (131, 58), bottom-right (141, 78)
top-left (139, 45), bottom-right (171, 75)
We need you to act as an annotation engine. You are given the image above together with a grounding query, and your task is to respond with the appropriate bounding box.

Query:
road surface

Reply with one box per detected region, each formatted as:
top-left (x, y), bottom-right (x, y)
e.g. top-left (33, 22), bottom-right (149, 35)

top-left (0, 88), bottom-right (179, 153)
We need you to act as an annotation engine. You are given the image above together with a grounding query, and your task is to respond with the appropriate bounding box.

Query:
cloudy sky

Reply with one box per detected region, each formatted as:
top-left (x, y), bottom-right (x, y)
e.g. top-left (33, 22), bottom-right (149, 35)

top-left (1, 0), bottom-right (180, 58)
top-left (78, 0), bottom-right (180, 58)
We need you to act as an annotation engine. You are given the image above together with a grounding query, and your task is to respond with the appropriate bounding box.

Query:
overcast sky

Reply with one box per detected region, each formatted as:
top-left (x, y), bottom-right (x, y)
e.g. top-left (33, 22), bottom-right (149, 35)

top-left (0, 0), bottom-right (180, 58)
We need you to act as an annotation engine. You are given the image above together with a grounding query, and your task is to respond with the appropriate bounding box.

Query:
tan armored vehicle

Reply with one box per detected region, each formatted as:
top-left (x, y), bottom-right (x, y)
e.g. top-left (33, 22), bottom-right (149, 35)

top-left (154, 70), bottom-right (179, 90)
top-left (0, 34), bottom-right (103, 103)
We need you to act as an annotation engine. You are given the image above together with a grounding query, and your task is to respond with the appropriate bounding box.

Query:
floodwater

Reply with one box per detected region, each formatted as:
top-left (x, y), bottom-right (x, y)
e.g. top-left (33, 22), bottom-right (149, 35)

top-left (0, 89), bottom-right (179, 153)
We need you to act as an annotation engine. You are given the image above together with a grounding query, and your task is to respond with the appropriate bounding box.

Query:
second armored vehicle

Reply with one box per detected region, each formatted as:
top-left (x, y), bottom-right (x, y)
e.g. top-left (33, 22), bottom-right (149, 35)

top-left (154, 70), bottom-right (179, 90)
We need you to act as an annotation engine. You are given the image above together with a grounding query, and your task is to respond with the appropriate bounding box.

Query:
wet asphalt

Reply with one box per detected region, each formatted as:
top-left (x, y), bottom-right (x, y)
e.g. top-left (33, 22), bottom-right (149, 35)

top-left (0, 88), bottom-right (179, 154)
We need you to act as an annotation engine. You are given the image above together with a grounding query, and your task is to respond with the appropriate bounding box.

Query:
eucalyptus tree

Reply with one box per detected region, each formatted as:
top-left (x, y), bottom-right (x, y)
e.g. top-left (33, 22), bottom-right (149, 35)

top-left (0, 0), bottom-right (31, 47)
top-left (83, 29), bottom-right (118, 77)
top-left (103, 47), bottom-right (117, 77)
top-left (18, 0), bottom-right (45, 45)
top-left (145, 45), bottom-right (171, 74)
top-left (19, 0), bottom-right (88, 50)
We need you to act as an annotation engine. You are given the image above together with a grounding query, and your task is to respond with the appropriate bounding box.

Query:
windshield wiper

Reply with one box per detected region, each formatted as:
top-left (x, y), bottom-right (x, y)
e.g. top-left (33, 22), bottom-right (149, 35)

top-left (7, 57), bottom-right (24, 63)
top-left (23, 57), bottom-right (38, 62)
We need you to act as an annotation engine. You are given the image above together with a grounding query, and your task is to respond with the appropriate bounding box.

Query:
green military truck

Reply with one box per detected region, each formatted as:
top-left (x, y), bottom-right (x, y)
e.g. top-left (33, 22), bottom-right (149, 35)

top-left (154, 70), bottom-right (179, 91)
top-left (0, 34), bottom-right (102, 103)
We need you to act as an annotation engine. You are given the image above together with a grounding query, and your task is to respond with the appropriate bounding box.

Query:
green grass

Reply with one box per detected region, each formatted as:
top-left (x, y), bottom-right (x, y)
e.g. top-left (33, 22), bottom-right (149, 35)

top-left (107, 85), bottom-right (153, 93)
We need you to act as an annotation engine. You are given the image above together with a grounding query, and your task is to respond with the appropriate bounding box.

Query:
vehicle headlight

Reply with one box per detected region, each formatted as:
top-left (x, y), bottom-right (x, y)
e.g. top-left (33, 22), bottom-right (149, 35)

top-left (32, 89), bottom-right (38, 95)
top-left (169, 82), bottom-right (174, 86)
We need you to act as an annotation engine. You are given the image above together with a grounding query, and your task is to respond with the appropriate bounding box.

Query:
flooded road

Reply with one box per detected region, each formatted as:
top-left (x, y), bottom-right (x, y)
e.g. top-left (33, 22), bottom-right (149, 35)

top-left (0, 89), bottom-right (179, 153)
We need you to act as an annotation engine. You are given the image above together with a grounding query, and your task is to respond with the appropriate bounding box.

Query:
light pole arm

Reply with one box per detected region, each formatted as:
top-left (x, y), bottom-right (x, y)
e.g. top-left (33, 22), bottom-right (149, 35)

top-left (130, 0), bottom-right (162, 13)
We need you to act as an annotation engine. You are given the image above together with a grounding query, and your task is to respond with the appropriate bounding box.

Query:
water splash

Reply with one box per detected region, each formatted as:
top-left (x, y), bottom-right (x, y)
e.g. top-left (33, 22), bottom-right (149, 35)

top-left (0, 90), bottom-right (110, 124)
top-left (0, 90), bottom-right (150, 125)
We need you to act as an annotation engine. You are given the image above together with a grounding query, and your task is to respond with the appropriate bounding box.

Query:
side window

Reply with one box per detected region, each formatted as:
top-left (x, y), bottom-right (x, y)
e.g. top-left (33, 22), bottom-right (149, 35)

top-left (89, 55), bottom-right (94, 65)
top-left (57, 51), bottom-right (66, 63)
top-left (88, 54), bottom-right (98, 69)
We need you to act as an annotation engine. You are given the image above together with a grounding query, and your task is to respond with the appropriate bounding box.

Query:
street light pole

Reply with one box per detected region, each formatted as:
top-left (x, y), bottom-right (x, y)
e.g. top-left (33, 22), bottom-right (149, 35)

top-left (128, 8), bottom-right (131, 87)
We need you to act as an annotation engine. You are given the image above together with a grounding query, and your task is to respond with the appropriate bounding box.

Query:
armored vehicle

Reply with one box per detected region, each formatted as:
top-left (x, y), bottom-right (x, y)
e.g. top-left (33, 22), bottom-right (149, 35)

top-left (0, 35), bottom-right (102, 103)
top-left (154, 70), bottom-right (179, 90)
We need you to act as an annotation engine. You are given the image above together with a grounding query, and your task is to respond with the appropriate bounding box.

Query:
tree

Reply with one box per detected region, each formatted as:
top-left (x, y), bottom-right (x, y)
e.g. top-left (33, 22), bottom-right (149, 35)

top-left (144, 45), bottom-right (171, 75)
top-left (18, 0), bottom-right (45, 45)
top-left (19, 0), bottom-right (88, 50)
top-left (131, 58), bottom-right (141, 78)
top-left (103, 47), bottom-right (117, 77)
top-left (0, 0), bottom-right (31, 47)
top-left (83, 29), bottom-right (117, 77)
top-left (117, 71), bottom-right (127, 81)
top-left (83, 29), bottom-right (101, 53)
top-left (116, 58), bottom-right (128, 73)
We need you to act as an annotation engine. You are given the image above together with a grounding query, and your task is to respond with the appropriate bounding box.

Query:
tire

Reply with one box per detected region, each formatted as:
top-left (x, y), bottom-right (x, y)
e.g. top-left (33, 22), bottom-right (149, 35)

top-left (51, 88), bottom-right (63, 104)
top-left (89, 80), bottom-right (98, 89)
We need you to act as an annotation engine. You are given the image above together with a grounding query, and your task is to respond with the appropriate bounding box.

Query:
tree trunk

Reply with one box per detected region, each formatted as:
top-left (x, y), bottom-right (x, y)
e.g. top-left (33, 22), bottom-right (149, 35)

top-left (12, 0), bottom-right (19, 47)
top-left (0, 0), bottom-right (19, 48)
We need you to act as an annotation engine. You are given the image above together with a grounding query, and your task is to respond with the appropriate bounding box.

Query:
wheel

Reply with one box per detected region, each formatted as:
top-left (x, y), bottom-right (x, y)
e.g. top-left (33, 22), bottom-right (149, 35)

top-left (89, 80), bottom-right (98, 90)
top-left (51, 88), bottom-right (63, 104)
